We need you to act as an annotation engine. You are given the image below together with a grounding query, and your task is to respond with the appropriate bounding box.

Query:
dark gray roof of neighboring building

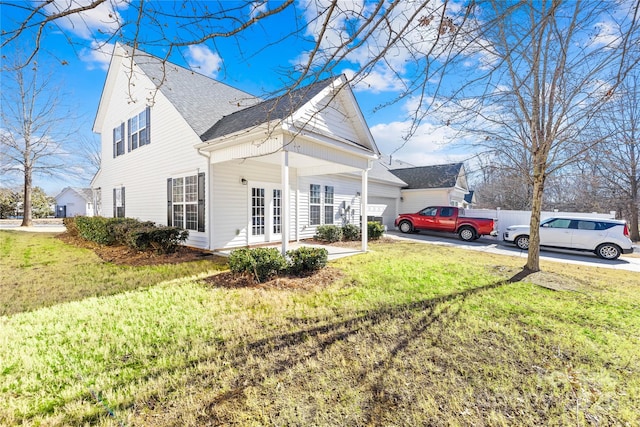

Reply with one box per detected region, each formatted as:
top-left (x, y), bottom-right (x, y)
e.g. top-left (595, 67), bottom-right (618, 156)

top-left (389, 162), bottom-right (464, 189)
top-left (124, 45), bottom-right (258, 137)
top-left (200, 77), bottom-right (334, 142)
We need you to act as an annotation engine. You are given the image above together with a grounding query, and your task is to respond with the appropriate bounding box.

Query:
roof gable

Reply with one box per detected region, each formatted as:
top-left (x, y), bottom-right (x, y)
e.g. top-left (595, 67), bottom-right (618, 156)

top-left (55, 187), bottom-right (92, 202)
top-left (201, 77), bottom-right (331, 141)
top-left (390, 162), bottom-right (465, 189)
top-left (201, 75), bottom-right (380, 155)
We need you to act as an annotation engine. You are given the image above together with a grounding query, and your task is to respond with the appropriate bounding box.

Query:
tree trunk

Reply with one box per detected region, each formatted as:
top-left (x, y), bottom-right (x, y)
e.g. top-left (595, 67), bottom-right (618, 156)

top-left (526, 167), bottom-right (546, 272)
top-left (630, 179), bottom-right (639, 241)
top-left (21, 167), bottom-right (32, 227)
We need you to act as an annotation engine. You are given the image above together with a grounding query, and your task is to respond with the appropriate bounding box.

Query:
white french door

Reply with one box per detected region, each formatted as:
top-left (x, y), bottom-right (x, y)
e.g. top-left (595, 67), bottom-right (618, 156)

top-left (249, 184), bottom-right (282, 243)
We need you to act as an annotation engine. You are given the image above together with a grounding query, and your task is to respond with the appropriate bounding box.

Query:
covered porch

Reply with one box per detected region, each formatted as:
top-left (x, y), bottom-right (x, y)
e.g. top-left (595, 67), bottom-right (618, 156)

top-left (196, 128), bottom-right (377, 255)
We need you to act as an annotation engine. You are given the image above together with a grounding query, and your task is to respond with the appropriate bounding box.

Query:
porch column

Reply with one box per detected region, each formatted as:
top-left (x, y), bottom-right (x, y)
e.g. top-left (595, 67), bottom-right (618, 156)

top-left (281, 150), bottom-right (290, 255)
top-left (361, 168), bottom-right (368, 252)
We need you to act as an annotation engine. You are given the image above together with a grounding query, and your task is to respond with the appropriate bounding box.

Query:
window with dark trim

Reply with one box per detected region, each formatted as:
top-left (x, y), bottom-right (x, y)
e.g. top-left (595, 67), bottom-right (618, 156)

top-left (167, 173), bottom-right (205, 232)
top-left (113, 123), bottom-right (125, 157)
top-left (128, 107), bottom-right (150, 151)
top-left (113, 186), bottom-right (125, 217)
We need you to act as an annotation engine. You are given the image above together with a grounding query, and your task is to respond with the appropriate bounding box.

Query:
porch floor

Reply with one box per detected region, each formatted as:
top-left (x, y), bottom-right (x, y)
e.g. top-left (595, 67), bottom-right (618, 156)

top-left (215, 241), bottom-right (365, 260)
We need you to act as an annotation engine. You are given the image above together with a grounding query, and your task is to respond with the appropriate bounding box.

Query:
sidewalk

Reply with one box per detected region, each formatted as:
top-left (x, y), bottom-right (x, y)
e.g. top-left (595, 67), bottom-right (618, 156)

top-left (0, 218), bottom-right (67, 233)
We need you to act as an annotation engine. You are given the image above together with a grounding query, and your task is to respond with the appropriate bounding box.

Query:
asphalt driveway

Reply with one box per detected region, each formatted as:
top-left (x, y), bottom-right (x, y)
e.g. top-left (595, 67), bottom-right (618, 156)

top-left (386, 230), bottom-right (640, 273)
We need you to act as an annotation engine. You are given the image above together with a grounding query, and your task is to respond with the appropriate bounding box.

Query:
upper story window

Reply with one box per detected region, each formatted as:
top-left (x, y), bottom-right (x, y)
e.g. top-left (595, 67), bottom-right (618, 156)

top-left (128, 107), bottom-right (150, 151)
top-left (113, 123), bottom-right (125, 157)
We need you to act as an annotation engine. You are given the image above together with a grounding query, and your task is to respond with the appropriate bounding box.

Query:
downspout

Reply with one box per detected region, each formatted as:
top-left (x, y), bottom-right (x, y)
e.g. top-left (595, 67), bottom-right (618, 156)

top-left (197, 147), bottom-right (213, 251)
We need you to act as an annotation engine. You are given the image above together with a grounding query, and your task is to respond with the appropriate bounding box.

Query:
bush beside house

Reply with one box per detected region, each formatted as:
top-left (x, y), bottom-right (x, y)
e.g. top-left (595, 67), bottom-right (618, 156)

top-left (64, 217), bottom-right (188, 254)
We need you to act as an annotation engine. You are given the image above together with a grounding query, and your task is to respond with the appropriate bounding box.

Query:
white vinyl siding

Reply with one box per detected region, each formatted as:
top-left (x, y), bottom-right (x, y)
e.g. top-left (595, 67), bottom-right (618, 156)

top-left (93, 57), bottom-right (209, 249)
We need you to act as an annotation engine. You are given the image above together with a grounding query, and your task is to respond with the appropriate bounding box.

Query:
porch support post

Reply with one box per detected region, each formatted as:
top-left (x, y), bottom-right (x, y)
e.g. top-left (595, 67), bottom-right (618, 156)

top-left (281, 150), bottom-right (290, 255)
top-left (361, 167), bottom-right (368, 252)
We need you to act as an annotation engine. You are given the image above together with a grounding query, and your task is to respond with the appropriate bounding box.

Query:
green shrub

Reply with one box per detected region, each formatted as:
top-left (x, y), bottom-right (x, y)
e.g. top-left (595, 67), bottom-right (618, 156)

top-left (229, 248), bottom-right (288, 283)
top-left (287, 247), bottom-right (328, 275)
top-left (315, 225), bottom-right (343, 243)
top-left (71, 216), bottom-right (188, 253)
top-left (109, 218), bottom-right (154, 246)
top-left (342, 224), bottom-right (360, 241)
top-left (367, 221), bottom-right (385, 240)
top-left (62, 217), bottom-right (79, 237)
top-left (125, 226), bottom-right (188, 254)
top-left (75, 216), bottom-right (114, 245)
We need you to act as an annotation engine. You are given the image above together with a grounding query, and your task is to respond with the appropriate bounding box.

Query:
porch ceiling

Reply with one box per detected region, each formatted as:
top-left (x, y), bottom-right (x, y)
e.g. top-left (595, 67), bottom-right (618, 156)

top-left (243, 150), bottom-right (366, 176)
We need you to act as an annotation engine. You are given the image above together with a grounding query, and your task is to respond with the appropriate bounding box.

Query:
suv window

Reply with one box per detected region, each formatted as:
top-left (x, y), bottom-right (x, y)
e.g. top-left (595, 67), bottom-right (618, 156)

top-left (575, 220), bottom-right (596, 230)
top-left (543, 218), bottom-right (571, 229)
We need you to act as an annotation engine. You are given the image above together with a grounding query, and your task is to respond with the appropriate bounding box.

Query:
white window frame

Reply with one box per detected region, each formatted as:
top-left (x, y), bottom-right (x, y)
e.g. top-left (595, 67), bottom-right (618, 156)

top-left (324, 185), bottom-right (334, 225)
top-left (129, 110), bottom-right (148, 151)
top-left (309, 184), bottom-right (321, 225)
top-left (172, 175), bottom-right (198, 231)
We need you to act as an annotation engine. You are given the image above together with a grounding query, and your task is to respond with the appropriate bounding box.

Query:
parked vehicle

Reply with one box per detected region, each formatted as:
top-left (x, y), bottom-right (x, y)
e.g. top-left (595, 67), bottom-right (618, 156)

top-left (503, 217), bottom-right (634, 260)
top-left (395, 206), bottom-right (497, 241)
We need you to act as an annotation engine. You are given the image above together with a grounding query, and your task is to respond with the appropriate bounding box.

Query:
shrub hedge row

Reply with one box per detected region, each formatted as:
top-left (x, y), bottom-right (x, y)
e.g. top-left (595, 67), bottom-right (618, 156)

top-left (229, 247), bottom-right (328, 283)
top-left (314, 221), bottom-right (385, 242)
top-left (63, 216), bottom-right (188, 254)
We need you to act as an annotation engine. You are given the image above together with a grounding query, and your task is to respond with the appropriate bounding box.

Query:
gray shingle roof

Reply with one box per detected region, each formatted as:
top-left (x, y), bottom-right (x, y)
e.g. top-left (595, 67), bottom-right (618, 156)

top-left (200, 77), bottom-right (334, 142)
top-left (124, 45), bottom-right (258, 137)
top-left (390, 162), bottom-right (464, 189)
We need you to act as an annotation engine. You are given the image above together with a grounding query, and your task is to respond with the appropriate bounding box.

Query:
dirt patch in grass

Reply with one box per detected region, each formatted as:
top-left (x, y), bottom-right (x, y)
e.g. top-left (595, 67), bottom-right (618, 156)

top-left (203, 267), bottom-right (344, 291)
top-left (57, 233), bottom-right (217, 266)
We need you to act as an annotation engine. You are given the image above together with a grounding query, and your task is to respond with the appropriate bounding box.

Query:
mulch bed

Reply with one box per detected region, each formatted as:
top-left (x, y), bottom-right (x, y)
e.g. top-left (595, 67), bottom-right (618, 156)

top-left (56, 232), bottom-right (344, 289)
top-left (56, 233), bottom-right (218, 266)
top-left (203, 267), bottom-right (344, 291)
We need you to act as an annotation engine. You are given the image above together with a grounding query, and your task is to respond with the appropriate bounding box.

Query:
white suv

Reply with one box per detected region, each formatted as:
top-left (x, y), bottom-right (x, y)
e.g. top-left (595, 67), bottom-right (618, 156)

top-left (503, 217), bottom-right (634, 260)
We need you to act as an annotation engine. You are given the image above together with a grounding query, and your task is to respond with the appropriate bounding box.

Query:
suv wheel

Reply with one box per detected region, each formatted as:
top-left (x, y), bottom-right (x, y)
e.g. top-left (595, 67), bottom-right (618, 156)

top-left (595, 243), bottom-right (621, 260)
top-left (515, 235), bottom-right (529, 250)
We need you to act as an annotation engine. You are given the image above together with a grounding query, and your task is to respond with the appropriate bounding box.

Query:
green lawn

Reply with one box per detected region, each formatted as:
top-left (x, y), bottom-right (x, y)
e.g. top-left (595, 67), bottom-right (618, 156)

top-left (1, 231), bottom-right (639, 426)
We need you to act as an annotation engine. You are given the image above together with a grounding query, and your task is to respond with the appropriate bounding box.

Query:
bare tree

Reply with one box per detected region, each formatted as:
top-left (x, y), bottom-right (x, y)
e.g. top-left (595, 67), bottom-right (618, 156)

top-left (447, 1), bottom-right (639, 272)
top-left (1, 56), bottom-right (72, 226)
top-left (592, 73), bottom-right (640, 240)
top-left (2, 0), bottom-right (638, 271)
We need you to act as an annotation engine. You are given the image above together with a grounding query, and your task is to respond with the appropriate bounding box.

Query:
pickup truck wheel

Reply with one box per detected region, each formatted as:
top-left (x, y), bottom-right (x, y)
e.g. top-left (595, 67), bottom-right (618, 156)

top-left (595, 243), bottom-right (621, 260)
top-left (398, 220), bottom-right (413, 233)
top-left (515, 235), bottom-right (529, 250)
top-left (459, 226), bottom-right (476, 241)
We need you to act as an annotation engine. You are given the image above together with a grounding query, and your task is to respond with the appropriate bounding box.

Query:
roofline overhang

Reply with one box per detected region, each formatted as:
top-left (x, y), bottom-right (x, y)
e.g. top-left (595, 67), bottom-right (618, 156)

top-left (196, 121), bottom-right (378, 163)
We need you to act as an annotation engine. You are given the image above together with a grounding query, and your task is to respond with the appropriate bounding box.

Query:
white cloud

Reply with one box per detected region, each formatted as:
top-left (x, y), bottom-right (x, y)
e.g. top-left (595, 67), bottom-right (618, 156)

top-left (44, 0), bottom-right (124, 40)
top-left (80, 41), bottom-right (114, 71)
top-left (185, 45), bottom-right (223, 78)
top-left (250, 1), bottom-right (268, 18)
top-left (343, 67), bottom-right (405, 93)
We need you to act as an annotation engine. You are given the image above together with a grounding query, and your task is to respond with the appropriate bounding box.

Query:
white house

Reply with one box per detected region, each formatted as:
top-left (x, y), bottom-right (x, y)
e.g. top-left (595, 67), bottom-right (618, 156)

top-left (90, 44), bottom-right (475, 252)
top-left (54, 187), bottom-right (95, 218)
top-left (91, 44), bottom-right (393, 253)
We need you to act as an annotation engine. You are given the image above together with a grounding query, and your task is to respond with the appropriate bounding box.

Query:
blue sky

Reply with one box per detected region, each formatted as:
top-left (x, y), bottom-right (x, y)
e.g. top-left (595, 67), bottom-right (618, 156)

top-left (1, 1), bottom-right (479, 196)
top-left (2, 1), bottom-right (629, 196)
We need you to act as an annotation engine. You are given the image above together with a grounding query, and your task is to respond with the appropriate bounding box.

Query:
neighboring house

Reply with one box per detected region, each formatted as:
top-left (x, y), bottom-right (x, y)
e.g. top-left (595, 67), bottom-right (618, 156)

top-left (54, 187), bottom-right (95, 218)
top-left (390, 162), bottom-right (475, 214)
top-left (91, 43), bottom-right (400, 252)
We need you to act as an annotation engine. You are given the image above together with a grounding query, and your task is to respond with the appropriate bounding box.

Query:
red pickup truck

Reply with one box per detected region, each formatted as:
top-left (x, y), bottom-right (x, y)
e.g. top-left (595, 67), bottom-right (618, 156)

top-left (395, 206), bottom-right (496, 241)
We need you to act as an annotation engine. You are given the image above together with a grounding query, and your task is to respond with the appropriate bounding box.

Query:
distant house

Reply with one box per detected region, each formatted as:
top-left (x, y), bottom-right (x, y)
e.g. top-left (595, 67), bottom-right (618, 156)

top-left (54, 187), bottom-right (95, 218)
top-left (390, 162), bottom-right (475, 214)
